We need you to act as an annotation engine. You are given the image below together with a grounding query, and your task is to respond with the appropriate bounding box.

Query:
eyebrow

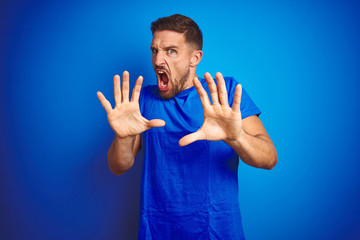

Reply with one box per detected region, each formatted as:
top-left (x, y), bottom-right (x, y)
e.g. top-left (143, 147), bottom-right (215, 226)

top-left (164, 46), bottom-right (179, 50)
top-left (150, 45), bottom-right (179, 50)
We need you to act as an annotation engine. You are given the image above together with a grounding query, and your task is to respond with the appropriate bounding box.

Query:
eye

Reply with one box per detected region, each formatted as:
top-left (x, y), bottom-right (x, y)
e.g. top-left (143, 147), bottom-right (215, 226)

top-left (167, 49), bottom-right (175, 54)
top-left (151, 48), bottom-right (158, 54)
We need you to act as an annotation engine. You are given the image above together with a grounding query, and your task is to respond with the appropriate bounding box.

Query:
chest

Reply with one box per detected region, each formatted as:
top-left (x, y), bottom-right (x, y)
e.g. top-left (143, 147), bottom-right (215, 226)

top-left (141, 92), bottom-right (205, 133)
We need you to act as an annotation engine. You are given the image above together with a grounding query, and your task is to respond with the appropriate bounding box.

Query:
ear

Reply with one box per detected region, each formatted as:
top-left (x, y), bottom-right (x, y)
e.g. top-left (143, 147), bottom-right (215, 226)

top-left (190, 50), bottom-right (203, 67)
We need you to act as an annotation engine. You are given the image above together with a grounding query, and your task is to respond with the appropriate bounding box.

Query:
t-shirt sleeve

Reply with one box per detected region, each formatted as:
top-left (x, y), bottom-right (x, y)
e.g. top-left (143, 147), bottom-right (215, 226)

top-left (139, 85), bottom-right (146, 115)
top-left (139, 85), bottom-right (156, 115)
top-left (226, 77), bottom-right (261, 119)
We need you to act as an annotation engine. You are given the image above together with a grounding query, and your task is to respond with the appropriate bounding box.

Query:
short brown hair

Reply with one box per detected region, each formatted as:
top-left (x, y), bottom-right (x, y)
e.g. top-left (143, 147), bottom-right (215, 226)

top-left (151, 14), bottom-right (203, 50)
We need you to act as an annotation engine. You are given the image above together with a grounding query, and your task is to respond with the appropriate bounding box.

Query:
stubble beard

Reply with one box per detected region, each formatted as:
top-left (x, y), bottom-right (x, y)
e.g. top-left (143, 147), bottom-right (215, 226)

top-left (159, 66), bottom-right (190, 100)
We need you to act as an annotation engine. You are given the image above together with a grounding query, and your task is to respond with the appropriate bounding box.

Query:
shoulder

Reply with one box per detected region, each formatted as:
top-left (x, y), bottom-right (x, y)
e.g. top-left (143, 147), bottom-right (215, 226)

top-left (198, 76), bottom-right (238, 87)
top-left (223, 76), bottom-right (240, 89)
top-left (139, 85), bottom-right (158, 112)
top-left (219, 76), bottom-right (241, 96)
top-left (222, 76), bottom-right (262, 118)
top-left (140, 85), bottom-right (160, 100)
top-left (222, 76), bottom-right (250, 97)
top-left (142, 84), bottom-right (158, 95)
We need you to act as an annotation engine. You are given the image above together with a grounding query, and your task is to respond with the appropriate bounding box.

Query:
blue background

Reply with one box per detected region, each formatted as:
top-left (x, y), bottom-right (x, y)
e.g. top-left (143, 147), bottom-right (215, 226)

top-left (1, 0), bottom-right (359, 239)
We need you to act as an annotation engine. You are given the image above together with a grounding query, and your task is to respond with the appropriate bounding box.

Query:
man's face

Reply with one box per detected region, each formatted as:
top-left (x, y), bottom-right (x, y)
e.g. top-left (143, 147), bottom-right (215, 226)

top-left (150, 30), bottom-right (194, 100)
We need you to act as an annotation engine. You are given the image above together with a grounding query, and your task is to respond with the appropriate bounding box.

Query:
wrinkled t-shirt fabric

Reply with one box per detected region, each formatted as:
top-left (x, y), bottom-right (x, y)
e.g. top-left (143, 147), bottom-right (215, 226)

top-left (137, 77), bottom-right (261, 240)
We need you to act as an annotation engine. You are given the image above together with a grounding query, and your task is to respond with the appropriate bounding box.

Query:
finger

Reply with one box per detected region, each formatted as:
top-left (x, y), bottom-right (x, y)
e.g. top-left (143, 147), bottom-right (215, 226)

top-left (215, 72), bottom-right (229, 107)
top-left (131, 76), bottom-right (143, 102)
top-left (147, 119), bottom-right (166, 128)
top-left (122, 71), bottom-right (130, 103)
top-left (193, 76), bottom-right (211, 108)
top-left (178, 131), bottom-right (205, 147)
top-left (97, 91), bottom-right (113, 113)
top-left (204, 72), bottom-right (219, 105)
top-left (232, 84), bottom-right (242, 113)
top-left (114, 75), bottom-right (121, 107)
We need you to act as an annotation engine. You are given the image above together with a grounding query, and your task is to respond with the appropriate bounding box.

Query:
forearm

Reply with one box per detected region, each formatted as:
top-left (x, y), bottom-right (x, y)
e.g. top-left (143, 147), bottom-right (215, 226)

top-left (226, 130), bottom-right (277, 170)
top-left (107, 135), bottom-right (136, 175)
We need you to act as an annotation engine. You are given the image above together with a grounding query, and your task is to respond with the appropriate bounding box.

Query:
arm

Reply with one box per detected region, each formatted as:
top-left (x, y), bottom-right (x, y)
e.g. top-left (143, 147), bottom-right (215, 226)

top-left (107, 135), bottom-right (141, 175)
top-left (97, 71), bottom-right (165, 175)
top-left (226, 115), bottom-right (277, 170)
top-left (179, 72), bottom-right (277, 170)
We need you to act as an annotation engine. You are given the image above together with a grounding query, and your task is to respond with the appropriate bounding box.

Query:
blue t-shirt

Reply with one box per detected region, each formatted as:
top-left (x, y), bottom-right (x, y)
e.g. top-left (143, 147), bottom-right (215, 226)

top-left (138, 77), bottom-right (261, 240)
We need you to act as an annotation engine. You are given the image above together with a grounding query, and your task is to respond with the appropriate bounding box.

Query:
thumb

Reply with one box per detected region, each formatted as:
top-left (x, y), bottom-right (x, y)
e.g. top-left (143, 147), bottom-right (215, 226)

top-left (147, 119), bottom-right (165, 128)
top-left (179, 131), bottom-right (204, 147)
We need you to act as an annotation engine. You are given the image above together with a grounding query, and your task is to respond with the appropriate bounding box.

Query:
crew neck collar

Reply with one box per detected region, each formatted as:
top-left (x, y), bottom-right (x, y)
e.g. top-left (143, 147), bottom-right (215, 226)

top-left (173, 77), bottom-right (206, 99)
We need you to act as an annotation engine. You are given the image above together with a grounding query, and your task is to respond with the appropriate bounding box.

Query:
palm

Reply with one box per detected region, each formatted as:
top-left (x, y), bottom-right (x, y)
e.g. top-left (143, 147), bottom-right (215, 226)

top-left (97, 72), bottom-right (165, 138)
top-left (107, 102), bottom-right (149, 137)
top-left (179, 72), bottom-right (243, 146)
top-left (199, 105), bottom-right (242, 141)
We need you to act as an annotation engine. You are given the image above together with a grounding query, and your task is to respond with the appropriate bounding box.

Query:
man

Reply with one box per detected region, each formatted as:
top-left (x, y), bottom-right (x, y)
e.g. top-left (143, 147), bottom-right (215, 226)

top-left (97, 14), bottom-right (277, 240)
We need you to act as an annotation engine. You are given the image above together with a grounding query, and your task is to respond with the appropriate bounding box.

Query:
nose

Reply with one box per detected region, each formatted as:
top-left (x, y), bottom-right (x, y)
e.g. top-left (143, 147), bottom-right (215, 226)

top-left (153, 51), bottom-right (165, 66)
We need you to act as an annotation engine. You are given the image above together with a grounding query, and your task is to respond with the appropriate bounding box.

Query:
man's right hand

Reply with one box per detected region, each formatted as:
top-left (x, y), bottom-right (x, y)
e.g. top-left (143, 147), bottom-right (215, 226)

top-left (97, 71), bottom-right (165, 139)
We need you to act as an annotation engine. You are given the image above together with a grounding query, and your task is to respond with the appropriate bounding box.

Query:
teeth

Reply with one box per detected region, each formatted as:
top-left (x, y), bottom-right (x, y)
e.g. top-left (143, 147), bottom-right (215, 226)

top-left (158, 71), bottom-right (164, 74)
top-left (160, 81), bottom-right (167, 87)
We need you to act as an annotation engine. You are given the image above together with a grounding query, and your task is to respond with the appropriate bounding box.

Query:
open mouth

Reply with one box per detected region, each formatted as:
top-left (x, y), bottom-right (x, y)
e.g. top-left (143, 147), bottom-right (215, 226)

top-left (156, 69), bottom-right (169, 91)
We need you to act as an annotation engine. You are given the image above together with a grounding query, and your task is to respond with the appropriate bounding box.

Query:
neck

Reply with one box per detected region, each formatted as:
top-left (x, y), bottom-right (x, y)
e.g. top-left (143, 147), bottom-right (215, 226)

top-left (183, 69), bottom-right (197, 90)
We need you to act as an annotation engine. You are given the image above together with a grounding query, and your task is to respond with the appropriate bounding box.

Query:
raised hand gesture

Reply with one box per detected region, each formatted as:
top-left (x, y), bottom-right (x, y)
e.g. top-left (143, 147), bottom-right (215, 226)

top-left (179, 72), bottom-right (243, 146)
top-left (97, 71), bottom-right (165, 138)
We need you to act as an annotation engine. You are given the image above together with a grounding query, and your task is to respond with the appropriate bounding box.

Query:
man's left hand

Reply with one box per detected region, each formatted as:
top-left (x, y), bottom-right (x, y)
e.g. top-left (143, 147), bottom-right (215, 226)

top-left (179, 72), bottom-right (243, 146)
